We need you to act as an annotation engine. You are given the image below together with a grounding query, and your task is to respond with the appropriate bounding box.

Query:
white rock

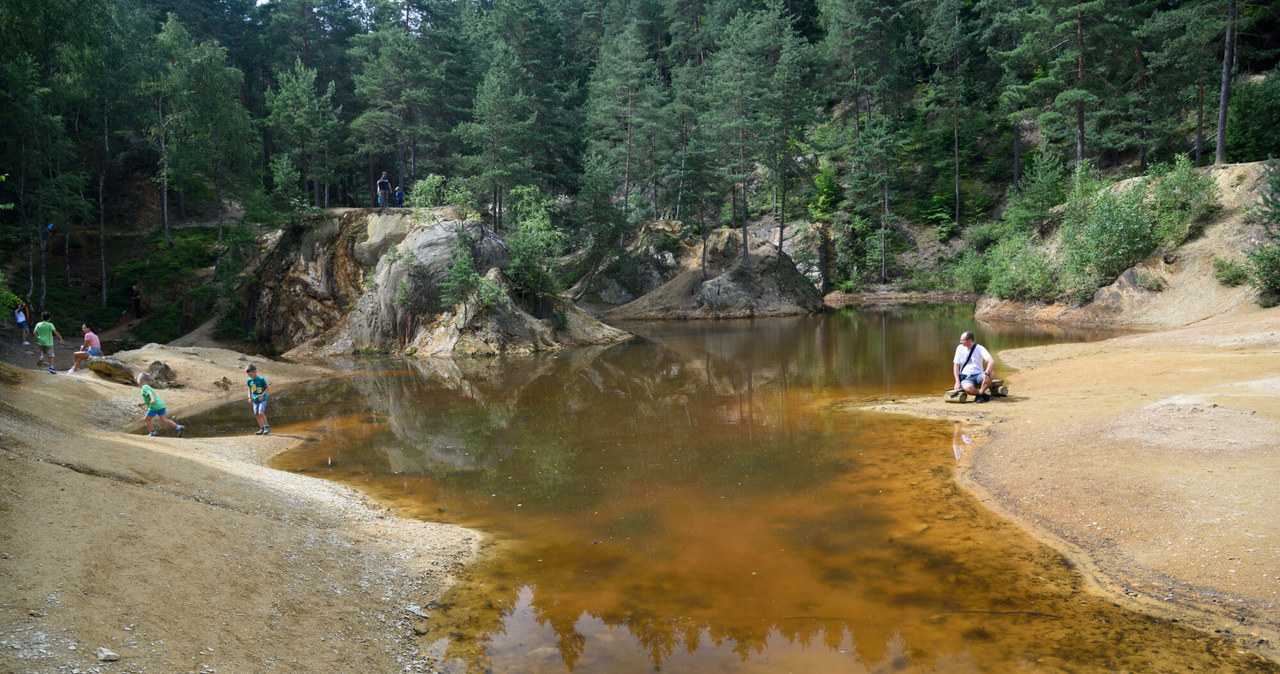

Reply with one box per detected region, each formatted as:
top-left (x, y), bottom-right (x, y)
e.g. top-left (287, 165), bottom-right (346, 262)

top-left (96, 646), bottom-right (120, 661)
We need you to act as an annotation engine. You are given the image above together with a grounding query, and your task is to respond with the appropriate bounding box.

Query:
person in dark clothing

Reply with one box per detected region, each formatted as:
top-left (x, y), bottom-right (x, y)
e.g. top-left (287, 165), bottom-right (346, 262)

top-left (377, 172), bottom-right (392, 208)
top-left (395, 186), bottom-right (404, 207)
top-left (130, 283), bottom-right (143, 319)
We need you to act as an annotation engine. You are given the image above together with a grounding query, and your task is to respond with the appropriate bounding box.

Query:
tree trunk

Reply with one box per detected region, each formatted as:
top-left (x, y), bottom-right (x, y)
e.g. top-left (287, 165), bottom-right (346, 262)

top-left (100, 106), bottom-right (108, 306)
top-left (1012, 118), bottom-right (1022, 193)
top-left (1215, 0), bottom-right (1236, 165)
top-left (1195, 70), bottom-right (1205, 166)
top-left (1075, 7), bottom-right (1085, 164)
top-left (953, 2), bottom-right (961, 228)
top-left (214, 173), bottom-right (224, 277)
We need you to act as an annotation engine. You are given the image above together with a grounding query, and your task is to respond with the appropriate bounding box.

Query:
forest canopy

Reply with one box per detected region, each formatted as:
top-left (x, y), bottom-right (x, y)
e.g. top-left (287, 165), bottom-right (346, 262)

top-left (2, 0), bottom-right (1279, 311)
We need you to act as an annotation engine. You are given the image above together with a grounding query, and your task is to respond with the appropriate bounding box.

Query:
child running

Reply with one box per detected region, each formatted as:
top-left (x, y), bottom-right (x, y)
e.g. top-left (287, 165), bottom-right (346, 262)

top-left (33, 311), bottom-right (64, 374)
top-left (246, 364), bottom-right (270, 435)
top-left (137, 373), bottom-right (184, 437)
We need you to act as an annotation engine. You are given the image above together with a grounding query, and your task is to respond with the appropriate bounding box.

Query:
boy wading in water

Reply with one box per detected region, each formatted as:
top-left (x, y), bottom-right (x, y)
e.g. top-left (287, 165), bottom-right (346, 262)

top-left (246, 364), bottom-right (270, 435)
top-left (137, 373), bottom-right (184, 437)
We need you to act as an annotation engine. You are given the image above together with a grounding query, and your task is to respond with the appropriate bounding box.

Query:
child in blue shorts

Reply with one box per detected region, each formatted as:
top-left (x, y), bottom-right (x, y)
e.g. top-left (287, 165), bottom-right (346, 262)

top-left (246, 364), bottom-right (270, 435)
top-left (137, 373), bottom-right (184, 437)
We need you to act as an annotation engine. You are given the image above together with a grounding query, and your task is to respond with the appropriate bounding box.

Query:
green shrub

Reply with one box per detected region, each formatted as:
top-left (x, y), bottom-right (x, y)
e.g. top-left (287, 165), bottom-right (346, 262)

top-left (1148, 155), bottom-right (1220, 247)
top-left (1212, 258), bottom-right (1250, 286)
top-left (1225, 71), bottom-right (1280, 162)
top-left (1001, 151), bottom-right (1067, 234)
top-left (807, 162), bottom-right (842, 222)
top-left (409, 174), bottom-right (448, 208)
top-left (440, 245), bottom-right (481, 308)
top-left (950, 250), bottom-right (989, 294)
top-left (984, 236), bottom-right (1055, 301)
top-left (1247, 245), bottom-right (1280, 296)
top-left (1060, 167), bottom-right (1154, 300)
top-left (1135, 271), bottom-right (1166, 292)
top-left (506, 187), bottom-right (566, 300)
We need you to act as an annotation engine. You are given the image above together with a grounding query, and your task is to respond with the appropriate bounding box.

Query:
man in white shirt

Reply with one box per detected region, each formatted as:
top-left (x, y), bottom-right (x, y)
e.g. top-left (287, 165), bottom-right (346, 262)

top-left (952, 331), bottom-right (996, 403)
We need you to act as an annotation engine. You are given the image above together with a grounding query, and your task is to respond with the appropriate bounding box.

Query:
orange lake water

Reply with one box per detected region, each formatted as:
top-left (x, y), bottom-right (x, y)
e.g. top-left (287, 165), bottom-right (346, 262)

top-left (190, 306), bottom-right (1278, 673)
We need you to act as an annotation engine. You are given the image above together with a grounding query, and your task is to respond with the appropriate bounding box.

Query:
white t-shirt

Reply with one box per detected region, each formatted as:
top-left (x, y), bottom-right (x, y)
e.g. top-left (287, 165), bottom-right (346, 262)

top-left (14, 307), bottom-right (24, 324)
top-left (953, 343), bottom-right (991, 376)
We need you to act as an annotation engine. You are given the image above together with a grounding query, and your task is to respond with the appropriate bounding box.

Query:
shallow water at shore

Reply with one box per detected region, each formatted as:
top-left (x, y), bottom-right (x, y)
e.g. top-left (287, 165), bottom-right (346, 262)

top-left (191, 306), bottom-right (1277, 672)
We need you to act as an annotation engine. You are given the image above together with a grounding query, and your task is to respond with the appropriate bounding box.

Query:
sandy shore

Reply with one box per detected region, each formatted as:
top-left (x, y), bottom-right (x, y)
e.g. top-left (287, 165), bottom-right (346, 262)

top-left (3, 303), bottom-right (1280, 671)
top-left (0, 345), bottom-right (480, 673)
top-left (869, 303), bottom-right (1280, 663)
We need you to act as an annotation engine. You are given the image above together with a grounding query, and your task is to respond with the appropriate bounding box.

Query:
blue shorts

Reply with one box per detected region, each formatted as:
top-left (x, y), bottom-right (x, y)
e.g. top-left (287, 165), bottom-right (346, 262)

top-left (252, 398), bottom-right (267, 415)
top-left (961, 372), bottom-right (986, 388)
top-left (87, 347), bottom-right (101, 357)
top-left (146, 408), bottom-right (167, 417)
top-left (16, 320), bottom-right (27, 330)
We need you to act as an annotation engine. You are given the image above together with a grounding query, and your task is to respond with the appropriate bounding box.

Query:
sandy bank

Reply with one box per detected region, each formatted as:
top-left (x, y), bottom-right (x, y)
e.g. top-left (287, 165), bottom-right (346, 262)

top-left (869, 304), bottom-right (1280, 663)
top-left (0, 345), bottom-right (481, 673)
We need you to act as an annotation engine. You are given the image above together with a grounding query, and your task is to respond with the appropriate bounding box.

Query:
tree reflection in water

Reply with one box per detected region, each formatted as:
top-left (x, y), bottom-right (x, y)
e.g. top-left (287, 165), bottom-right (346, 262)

top-left (187, 308), bottom-right (1274, 673)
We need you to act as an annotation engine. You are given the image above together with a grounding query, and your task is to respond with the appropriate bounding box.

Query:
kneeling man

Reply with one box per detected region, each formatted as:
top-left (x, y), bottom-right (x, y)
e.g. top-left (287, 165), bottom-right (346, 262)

top-left (952, 331), bottom-right (996, 403)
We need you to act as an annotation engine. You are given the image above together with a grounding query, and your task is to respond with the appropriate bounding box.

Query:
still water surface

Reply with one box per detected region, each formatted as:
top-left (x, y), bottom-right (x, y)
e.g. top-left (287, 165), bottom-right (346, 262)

top-left (193, 306), bottom-right (1276, 672)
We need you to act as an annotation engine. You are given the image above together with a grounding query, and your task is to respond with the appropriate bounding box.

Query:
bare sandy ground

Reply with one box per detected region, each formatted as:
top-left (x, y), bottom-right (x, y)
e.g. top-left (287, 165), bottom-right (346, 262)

top-left (869, 303), bottom-right (1280, 663)
top-left (0, 345), bottom-right (480, 673)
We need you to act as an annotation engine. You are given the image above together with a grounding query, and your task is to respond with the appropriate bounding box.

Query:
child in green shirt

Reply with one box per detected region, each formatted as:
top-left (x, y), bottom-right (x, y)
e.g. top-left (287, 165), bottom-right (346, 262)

top-left (137, 373), bottom-right (184, 437)
top-left (245, 364), bottom-right (270, 435)
top-left (33, 311), bottom-right (64, 374)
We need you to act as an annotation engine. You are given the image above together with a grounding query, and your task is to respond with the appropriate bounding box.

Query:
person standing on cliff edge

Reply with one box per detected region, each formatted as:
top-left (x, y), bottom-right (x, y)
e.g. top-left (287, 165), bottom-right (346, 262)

top-left (952, 331), bottom-right (996, 403)
top-left (377, 171), bottom-right (391, 209)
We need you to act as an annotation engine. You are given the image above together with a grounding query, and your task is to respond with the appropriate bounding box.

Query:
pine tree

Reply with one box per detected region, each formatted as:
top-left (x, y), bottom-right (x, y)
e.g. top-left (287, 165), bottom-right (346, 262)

top-left (454, 44), bottom-right (537, 232)
top-left (267, 58), bottom-right (342, 208)
top-left (585, 22), bottom-right (660, 227)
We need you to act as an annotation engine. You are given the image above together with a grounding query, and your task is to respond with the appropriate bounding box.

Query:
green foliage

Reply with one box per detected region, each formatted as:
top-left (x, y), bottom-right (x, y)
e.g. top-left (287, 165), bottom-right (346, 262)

top-left (1147, 155), bottom-right (1220, 248)
top-left (505, 186), bottom-right (567, 300)
top-left (1247, 246), bottom-right (1280, 298)
top-left (1246, 160), bottom-right (1280, 303)
top-left (951, 250), bottom-right (990, 294)
top-left (409, 174), bottom-right (448, 208)
top-left (1059, 167), bottom-right (1155, 303)
top-left (0, 271), bottom-right (19, 312)
top-left (1226, 72), bottom-right (1280, 162)
top-left (1135, 271), bottom-right (1166, 292)
top-left (807, 162), bottom-right (842, 222)
top-left (1213, 258), bottom-right (1250, 287)
top-left (984, 236), bottom-right (1056, 301)
top-left (440, 242), bottom-right (481, 308)
top-left (603, 253), bottom-right (650, 297)
top-left (1000, 152), bottom-right (1066, 234)
top-left (270, 154), bottom-right (304, 209)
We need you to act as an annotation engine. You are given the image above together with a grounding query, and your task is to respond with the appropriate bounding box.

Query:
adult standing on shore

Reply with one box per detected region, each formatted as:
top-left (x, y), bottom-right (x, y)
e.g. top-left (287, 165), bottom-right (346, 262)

top-left (952, 330), bottom-right (996, 403)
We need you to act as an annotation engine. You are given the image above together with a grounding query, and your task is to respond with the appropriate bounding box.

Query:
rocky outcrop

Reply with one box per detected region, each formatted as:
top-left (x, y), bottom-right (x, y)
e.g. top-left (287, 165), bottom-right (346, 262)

top-left (87, 356), bottom-right (136, 385)
top-left (347, 219), bottom-right (508, 351)
top-left (246, 210), bottom-right (373, 352)
top-left (411, 270), bottom-right (629, 357)
top-left (605, 230), bottom-right (824, 320)
top-left (247, 208), bottom-right (629, 358)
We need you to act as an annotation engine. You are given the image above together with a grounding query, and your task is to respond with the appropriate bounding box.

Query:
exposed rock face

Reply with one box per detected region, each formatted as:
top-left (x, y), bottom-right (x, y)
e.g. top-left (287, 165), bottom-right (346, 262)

top-left (248, 208), bottom-right (630, 358)
top-left (570, 220), bottom-right (690, 305)
top-left (605, 231), bottom-right (824, 320)
top-left (87, 356), bottom-right (136, 385)
top-left (347, 219), bottom-right (508, 351)
top-left (246, 210), bottom-right (371, 352)
top-left (412, 270), bottom-right (629, 357)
